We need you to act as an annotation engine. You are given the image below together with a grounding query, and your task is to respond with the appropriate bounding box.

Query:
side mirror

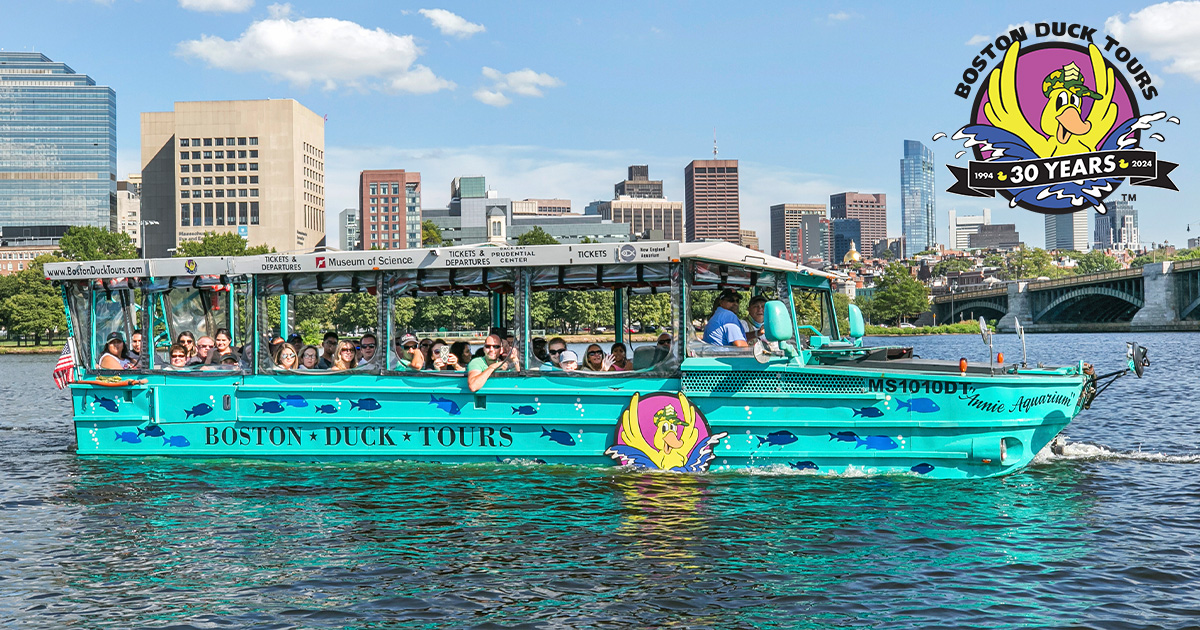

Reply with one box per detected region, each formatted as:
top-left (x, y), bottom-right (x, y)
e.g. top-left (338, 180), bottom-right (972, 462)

top-left (848, 304), bottom-right (865, 341)
top-left (763, 300), bottom-right (794, 342)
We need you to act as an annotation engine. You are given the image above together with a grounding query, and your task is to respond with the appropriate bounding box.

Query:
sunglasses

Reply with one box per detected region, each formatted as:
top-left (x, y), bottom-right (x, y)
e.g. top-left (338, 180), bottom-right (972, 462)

top-left (549, 349), bottom-right (564, 355)
top-left (181, 339), bottom-right (194, 344)
top-left (339, 349), bottom-right (355, 354)
top-left (403, 344), bottom-right (417, 350)
top-left (281, 353), bottom-right (296, 359)
top-left (170, 355), bottom-right (187, 360)
top-left (361, 344), bottom-right (376, 349)
top-left (658, 340), bottom-right (671, 345)
top-left (588, 350), bottom-right (603, 356)
top-left (484, 344), bottom-right (502, 349)
top-left (419, 342), bottom-right (432, 347)
top-left (197, 343), bottom-right (214, 348)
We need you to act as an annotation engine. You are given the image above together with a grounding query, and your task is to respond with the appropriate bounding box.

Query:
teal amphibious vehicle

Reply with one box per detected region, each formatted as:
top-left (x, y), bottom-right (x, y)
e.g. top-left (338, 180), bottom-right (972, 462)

top-left (47, 241), bottom-right (1127, 478)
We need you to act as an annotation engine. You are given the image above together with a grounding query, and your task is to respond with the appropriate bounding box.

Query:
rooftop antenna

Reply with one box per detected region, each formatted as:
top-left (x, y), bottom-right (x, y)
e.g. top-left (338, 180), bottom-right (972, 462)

top-left (713, 128), bottom-right (718, 158)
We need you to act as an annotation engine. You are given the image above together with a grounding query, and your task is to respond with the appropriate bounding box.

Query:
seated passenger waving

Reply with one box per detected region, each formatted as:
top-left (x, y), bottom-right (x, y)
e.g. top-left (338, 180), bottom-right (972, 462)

top-left (468, 334), bottom-right (519, 392)
top-left (703, 289), bottom-right (749, 347)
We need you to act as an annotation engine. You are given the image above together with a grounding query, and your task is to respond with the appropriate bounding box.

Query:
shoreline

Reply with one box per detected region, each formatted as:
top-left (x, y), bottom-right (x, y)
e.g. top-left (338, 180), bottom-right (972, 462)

top-left (0, 345), bottom-right (62, 355)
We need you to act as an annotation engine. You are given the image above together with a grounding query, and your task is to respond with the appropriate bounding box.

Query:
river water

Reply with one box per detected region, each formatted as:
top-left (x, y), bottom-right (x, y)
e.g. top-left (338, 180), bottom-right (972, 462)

top-left (2, 332), bottom-right (1198, 629)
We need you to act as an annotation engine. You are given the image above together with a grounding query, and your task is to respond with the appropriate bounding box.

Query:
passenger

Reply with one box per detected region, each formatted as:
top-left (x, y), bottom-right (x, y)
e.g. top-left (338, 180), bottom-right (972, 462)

top-left (330, 340), bottom-right (358, 371)
top-left (358, 333), bottom-right (378, 366)
top-left (467, 334), bottom-right (520, 392)
top-left (275, 343), bottom-right (299, 370)
top-left (166, 344), bottom-right (190, 370)
top-left (176, 331), bottom-right (197, 358)
top-left (546, 337), bottom-right (568, 368)
top-left (442, 341), bottom-right (470, 372)
top-left (427, 339), bottom-right (447, 371)
top-left (128, 329), bottom-right (145, 369)
top-left (98, 333), bottom-right (130, 370)
top-left (207, 329), bottom-right (240, 364)
top-left (218, 354), bottom-right (240, 369)
top-left (393, 334), bottom-right (425, 371)
top-left (609, 342), bottom-right (632, 371)
top-left (582, 344), bottom-right (614, 371)
top-left (703, 289), bottom-right (749, 347)
top-left (559, 350), bottom-right (580, 372)
top-left (531, 337), bottom-right (549, 364)
top-left (418, 339), bottom-right (433, 366)
top-left (299, 345), bottom-right (320, 370)
top-left (743, 295), bottom-right (767, 342)
top-left (192, 336), bottom-right (215, 366)
top-left (657, 333), bottom-right (673, 350)
top-left (317, 331), bottom-right (339, 369)
top-left (286, 333), bottom-right (303, 348)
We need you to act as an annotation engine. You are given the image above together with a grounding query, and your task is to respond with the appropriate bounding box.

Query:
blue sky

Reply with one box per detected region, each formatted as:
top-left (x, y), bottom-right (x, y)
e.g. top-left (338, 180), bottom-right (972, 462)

top-left (4, 0), bottom-right (1199, 251)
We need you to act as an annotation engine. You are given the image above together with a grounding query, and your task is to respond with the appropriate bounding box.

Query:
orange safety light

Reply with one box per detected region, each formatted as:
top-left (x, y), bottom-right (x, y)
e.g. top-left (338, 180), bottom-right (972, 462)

top-left (959, 358), bottom-right (968, 373)
top-left (997, 352), bottom-right (1004, 363)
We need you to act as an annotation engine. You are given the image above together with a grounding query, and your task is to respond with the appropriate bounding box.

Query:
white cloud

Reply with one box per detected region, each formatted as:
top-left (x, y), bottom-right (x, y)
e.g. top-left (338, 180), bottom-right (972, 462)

top-left (828, 11), bottom-right (852, 21)
top-left (179, 0), bottom-right (254, 13)
top-left (419, 8), bottom-right (485, 38)
top-left (965, 34), bottom-right (988, 46)
top-left (473, 67), bottom-right (562, 106)
top-left (1107, 2), bottom-right (1200, 81)
top-left (177, 4), bottom-right (454, 93)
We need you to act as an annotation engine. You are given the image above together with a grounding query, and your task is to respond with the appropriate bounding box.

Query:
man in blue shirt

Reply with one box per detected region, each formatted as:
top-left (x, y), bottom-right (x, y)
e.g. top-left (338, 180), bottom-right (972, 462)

top-left (703, 289), bottom-right (749, 347)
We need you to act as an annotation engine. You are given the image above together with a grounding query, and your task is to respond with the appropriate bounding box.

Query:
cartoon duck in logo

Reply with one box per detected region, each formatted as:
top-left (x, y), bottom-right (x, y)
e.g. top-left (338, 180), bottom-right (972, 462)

top-left (985, 44), bottom-right (1116, 157)
top-left (605, 392), bottom-right (727, 472)
top-left (183, 258), bottom-right (198, 274)
top-left (953, 41), bottom-right (1173, 213)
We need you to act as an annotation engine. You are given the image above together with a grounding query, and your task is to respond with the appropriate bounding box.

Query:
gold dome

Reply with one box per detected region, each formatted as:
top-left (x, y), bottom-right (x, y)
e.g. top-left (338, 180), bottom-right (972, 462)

top-left (842, 240), bottom-right (862, 264)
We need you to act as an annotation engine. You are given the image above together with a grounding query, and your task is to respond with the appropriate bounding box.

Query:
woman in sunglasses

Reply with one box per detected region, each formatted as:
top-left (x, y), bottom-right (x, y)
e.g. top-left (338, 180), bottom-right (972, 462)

top-left (330, 340), bottom-right (359, 371)
top-left (176, 331), bottom-right (197, 358)
top-left (581, 344), bottom-right (615, 372)
top-left (274, 343), bottom-right (299, 370)
top-left (165, 344), bottom-right (191, 370)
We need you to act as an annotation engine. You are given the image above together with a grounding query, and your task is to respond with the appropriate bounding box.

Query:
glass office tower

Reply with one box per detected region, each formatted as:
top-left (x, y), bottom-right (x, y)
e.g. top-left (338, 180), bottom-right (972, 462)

top-left (0, 53), bottom-right (117, 235)
top-left (900, 140), bottom-right (935, 257)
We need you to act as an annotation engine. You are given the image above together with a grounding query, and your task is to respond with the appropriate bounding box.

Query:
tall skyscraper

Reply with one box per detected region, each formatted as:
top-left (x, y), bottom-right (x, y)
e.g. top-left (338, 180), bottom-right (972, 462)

top-left (615, 165), bottom-right (664, 199)
top-left (141, 99), bottom-right (325, 257)
top-left (1045, 211), bottom-right (1089, 251)
top-left (0, 53), bottom-right (116, 234)
top-left (797, 214), bottom-right (829, 262)
top-left (948, 208), bottom-right (992, 250)
top-left (685, 159), bottom-right (740, 243)
top-left (900, 140), bottom-right (936, 257)
top-left (339, 208), bottom-right (360, 250)
top-left (1094, 200), bottom-right (1139, 251)
top-left (831, 218), bottom-right (862, 263)
top-left (360, 170), bottom-right (421, 250)
top-left (830, 192), bottom-right (886, 258)
top-left (769, 203), bottom-right (825, 257)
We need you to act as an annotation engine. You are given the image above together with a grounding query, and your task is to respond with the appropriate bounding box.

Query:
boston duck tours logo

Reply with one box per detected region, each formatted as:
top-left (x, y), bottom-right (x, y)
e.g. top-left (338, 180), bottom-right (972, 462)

top-left (939, 21), bottom-right (1179, 215)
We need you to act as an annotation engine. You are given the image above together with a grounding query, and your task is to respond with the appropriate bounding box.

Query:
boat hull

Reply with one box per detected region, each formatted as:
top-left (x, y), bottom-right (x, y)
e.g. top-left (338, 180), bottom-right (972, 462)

top-left (71, 361), bottom-right (1088, 479)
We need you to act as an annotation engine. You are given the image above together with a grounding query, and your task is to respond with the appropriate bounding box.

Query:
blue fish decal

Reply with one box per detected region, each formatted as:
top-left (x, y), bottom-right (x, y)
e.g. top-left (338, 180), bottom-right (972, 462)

top-left (511, 405), bottom-right (537, 415)
top-left (314, 404), bottom-right (338, 414)
top-left (757, 431), bottom-right (798, 447)
top-left (279, 394), bottom-right (308, 408)
top-left (428, 395), bottom-right (460, 415)
top-left (93, 395), bottom-right (118, 412)
top-left (541, 427), bottom-right (576, 446)
top-left (855, 435), bottom-right (899, 450)
top-left (852, 406), bottom-right (884, 418)
top-left (184, 403), bottom-right (212, 419)
top-left (138, 424), bottom-right (166, 438)
top-left (114, 431), bottom-right (141, 444)
top-left (789, 461), bottom-right (819, 471)
top-left (254, 401), bottom-right (285, 414)
top-left (351, 398), bottom-right (382, 411)
top-left (828, 431), bottom-right (859, 442)
top-left (162, 435), bottom-right (191, 448)
top-left (898, 398), bottom-right (940, 413)
top-left (911, 463), bottom-right (935, 475)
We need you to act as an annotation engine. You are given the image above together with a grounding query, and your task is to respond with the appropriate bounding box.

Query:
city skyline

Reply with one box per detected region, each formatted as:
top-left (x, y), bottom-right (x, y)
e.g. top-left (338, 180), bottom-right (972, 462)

top-left (1, 2), bottom-right (1197, 251)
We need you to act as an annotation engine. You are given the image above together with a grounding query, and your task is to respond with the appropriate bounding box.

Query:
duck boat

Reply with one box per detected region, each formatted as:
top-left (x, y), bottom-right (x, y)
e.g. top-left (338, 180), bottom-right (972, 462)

top-left (46, 241), bottom-right (1141, 478)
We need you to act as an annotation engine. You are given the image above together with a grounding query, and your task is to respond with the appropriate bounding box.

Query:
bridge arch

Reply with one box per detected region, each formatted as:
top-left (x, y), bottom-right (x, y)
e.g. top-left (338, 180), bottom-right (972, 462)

top-left (948, 299), bottom-right (1007, 323)
top-left (1033, 286), bottom-right (1144, 323)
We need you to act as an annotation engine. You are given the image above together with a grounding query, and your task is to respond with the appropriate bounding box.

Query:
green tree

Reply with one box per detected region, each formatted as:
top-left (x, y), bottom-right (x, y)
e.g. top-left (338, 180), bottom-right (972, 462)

top-left (868, 263), bottom-right (930, 324)
top-left (175, 232), bottom-right (272, 257)
top-left (331, 293), bottom-right (378, 334)
top-left (878, 248), bottom-right (895, 261)
top-left (933, 257), bottom-right (974, 277)
top-left (59, 226), bottom-right (137, 261)
top-left (1001, 248), bottom-right (1063, 280)
top-left (422, 220), bottom-right (449, 247)
top-left (0, 255), bottom-right (68, 344)
top-left (1074, 249), bottom-right (1121, 274)
top-left (629, 293), bottom-right (672, 328)
top-left (516, 227), bottom-right (560, 246)
top-left (982, 253), bottom-right (1005, 267)
top-left (393, 296), bottom-right (416, 331)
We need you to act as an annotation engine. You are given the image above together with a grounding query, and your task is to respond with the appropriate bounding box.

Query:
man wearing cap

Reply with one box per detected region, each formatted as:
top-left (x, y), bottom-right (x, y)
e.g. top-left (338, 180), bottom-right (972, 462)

top-left (393, 334), bottom-right (424, 371)
top-left (703, 289), bottom-right (749, 347)
top-left (742, 295), bottom-right (767, 343)
top-left (468, 334), bottom-right (520, 392)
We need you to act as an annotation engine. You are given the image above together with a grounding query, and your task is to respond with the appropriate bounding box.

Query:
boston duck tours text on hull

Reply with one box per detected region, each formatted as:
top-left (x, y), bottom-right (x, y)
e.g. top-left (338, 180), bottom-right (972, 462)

top-left (45, 241), bottom-right (1144, 478)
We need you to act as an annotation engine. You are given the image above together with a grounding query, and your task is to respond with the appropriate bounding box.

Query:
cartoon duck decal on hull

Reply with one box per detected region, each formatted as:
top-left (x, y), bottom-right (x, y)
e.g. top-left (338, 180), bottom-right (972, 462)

top-left (605, 392), bottom-right (727, 472)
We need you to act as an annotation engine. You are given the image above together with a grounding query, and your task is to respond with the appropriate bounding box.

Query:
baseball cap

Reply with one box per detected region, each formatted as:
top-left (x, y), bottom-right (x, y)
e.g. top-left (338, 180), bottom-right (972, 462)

top-left (399, 333), bottom-right (418, 347)
top-left (717, 288), bottom-right (741, 303)
top-left (559, 350), bottom-right (579, 363)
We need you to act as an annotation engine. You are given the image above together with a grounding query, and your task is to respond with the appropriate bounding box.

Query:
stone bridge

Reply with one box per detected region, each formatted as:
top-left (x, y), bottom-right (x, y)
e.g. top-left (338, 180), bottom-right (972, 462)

top-left (930, 260), bottom-right (1200, 332)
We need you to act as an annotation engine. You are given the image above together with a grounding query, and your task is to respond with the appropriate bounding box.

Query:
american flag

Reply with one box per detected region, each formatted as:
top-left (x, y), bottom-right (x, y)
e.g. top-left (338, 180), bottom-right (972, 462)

top-left (52, 338), bottom-right (76, 390)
